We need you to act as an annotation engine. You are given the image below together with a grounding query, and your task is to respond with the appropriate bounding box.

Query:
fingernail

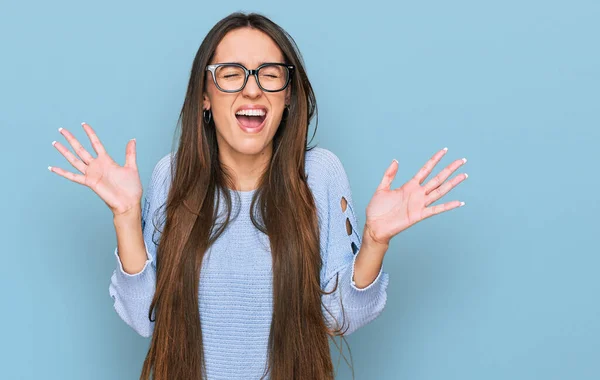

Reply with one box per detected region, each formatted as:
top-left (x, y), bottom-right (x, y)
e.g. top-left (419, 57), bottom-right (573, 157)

top-left (392, 158), bottom-right (398, 164)
top-left (130, 138), bottom-right (136, 141)
top-left (443, 147), bottom-right (448, 151)
top-left (48, 166), bottom-right (52, 171)
top-left (52, 140), bottom-right (56, 146)
top-left (462, 157), bottom-right (467, 163)
top-left (58, 127), bottom-right (63, 132)
top-left (464, 173), bottom-right (468, 179)
top-left (81, 122), bottom-right (86, 126)
top-left (460, 201), bottom-right (465, 207)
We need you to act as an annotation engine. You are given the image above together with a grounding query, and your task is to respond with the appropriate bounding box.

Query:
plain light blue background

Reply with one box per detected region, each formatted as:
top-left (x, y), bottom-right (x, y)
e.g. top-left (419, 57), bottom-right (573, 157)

top-left (1, 0), bottom-right (598, 379)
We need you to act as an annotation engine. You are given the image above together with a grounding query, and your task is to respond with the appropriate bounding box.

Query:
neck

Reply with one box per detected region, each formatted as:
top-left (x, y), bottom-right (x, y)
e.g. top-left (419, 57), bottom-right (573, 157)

top-left (218, 142), bottom-right (272, 192)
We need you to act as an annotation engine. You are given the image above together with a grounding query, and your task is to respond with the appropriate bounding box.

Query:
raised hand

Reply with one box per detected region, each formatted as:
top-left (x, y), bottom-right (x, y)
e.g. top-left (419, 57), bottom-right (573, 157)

top-left (49, 122), bottom-right (142, 217)
top-left (364, 147), bottom-right (468, 246)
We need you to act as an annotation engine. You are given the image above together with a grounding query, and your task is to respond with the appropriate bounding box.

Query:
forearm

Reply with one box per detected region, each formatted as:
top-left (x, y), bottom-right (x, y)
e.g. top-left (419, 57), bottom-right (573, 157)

top-left (352, 224), bottom-right (389, 289)
top-left (113, 204), bottom-right (147, 275)
top-left (321, 223), bottom-right (390, 334)
top-left (110, 203), bottom-right (156, 338)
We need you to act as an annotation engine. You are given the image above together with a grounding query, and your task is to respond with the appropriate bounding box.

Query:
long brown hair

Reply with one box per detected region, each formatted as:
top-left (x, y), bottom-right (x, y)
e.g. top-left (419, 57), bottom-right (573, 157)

top-left (140, 12), bottom-right (352, 379)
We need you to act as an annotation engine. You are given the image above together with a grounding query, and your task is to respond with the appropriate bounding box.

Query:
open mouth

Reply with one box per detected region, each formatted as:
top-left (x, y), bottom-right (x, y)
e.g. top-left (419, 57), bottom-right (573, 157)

top-left (235, 109), bottom-right (267, 129)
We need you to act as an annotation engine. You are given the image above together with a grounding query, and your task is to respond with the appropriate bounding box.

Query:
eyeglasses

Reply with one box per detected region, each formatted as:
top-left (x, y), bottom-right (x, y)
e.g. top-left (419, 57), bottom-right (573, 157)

top-left (205, 62), bottom-right (295, 93)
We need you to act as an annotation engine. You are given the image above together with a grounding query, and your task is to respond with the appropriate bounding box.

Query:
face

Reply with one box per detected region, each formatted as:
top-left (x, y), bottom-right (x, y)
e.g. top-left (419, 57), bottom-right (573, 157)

top-left (203, 27), bottom-right (291, 158)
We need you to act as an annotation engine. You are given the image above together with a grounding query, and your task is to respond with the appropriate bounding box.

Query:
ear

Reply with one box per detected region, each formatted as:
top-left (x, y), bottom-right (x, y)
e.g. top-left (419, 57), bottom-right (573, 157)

top-left (284, 87), bottom-right (291, 106)
top-left (202, 92), bottom-right (211, 110)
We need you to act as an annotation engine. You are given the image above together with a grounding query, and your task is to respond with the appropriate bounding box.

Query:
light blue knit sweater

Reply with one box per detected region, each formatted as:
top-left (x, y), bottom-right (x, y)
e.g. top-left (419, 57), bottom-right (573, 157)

top-left (108, 147), bottom-right (389, 379)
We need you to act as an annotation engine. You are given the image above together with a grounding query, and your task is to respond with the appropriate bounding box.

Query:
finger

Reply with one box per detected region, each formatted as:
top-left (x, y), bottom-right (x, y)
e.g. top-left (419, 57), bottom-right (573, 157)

top-left (48, 165), bottom-right (86, 186)
top-left (124, 138), bottom-right (137, 169)
top-left (376, 159), bottom-right (398, 191)
top-left (59, 127), bottom-right (95, 164)
top-left (425, 173), bottom-right (468, 206)
top-left (413, 147), bottom-right (448, 184)
top-left (423, 157), bottom-right (467, 195)
top-left (422, 200), bottom-right (465, 219)
top-left (51, 140), bottom-right (87, 174)
top-left (81, 122), bottom-right (107, 156)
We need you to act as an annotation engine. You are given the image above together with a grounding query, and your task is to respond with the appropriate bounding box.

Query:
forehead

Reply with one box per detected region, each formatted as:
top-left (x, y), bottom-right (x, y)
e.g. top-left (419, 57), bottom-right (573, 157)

top-left (212, 27), bottom-right (284, 66)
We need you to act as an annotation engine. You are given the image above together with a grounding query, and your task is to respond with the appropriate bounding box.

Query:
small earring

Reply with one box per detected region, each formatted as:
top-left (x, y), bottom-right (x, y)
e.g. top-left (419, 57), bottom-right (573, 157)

top-left (203, 109), bottom-right (212, 124)
top-left (282, 106), bottom-right (289, 121)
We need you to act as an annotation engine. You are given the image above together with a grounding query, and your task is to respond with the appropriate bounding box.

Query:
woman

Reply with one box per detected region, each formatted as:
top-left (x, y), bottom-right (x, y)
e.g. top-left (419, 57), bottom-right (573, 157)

top-left (49, 12), bottom-right (468, 380)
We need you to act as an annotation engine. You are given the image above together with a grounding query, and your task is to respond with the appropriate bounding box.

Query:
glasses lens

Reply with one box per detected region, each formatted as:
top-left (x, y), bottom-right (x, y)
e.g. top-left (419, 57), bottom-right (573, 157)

top-left (215, 65), bottom-right (246, 91)
top-left (258, 64), bottom-right (289, 91)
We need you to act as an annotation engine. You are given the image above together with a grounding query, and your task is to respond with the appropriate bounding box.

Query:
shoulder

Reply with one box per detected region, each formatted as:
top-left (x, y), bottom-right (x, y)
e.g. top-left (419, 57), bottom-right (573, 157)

top-left (149, 148), bottom-right (347, 199)
top-left (153, 151), bottom-right (175, 179)
top-left (145, 152), bottom-right (175, 202)
top-left (304, 147), bottom-right (353, 212)
top-left (304, 146), bottom-right (348, 188)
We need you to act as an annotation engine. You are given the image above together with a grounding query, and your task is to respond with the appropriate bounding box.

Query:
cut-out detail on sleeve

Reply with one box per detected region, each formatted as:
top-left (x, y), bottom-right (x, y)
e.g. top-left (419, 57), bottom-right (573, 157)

top-left (340, 196), bottom-right (347, 212)
top-left (319, 148), bottom-right (389, 335)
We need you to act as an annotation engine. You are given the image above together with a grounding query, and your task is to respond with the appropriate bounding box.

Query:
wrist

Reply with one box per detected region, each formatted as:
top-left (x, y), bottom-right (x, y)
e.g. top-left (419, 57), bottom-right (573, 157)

top-left (363, 223), bottom-right (390, 252)
top-left (113, 204), bottom-right (142, 227)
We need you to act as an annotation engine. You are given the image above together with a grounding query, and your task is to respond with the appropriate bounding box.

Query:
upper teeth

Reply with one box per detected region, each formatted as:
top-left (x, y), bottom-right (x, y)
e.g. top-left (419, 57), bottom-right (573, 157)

top-left (236, 109), bottom-right (266, 116)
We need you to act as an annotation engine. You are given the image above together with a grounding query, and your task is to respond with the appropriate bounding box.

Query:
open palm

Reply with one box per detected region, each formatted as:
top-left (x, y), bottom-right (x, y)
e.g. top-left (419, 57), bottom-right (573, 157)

top-left (364, 148), bottom-right (468, 245)
top-left (49, 123), bottom-right (142, 216)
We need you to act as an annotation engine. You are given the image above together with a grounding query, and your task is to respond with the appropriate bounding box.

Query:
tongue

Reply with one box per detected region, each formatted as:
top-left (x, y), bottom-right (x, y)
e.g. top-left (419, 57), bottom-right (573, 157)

top-left (237, 115), bottom-right (264, 129)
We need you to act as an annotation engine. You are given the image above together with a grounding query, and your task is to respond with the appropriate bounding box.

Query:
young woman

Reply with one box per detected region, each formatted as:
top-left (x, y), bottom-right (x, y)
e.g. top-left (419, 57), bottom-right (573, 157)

top-left (49, 12), bottom-right (468, 380)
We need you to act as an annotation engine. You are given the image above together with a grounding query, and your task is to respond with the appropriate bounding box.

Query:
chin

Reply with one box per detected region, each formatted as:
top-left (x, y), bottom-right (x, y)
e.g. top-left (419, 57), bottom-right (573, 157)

top-left (217, 120), bottom-right (277, 156)
top-left (231, 130), bottom-right (271, 154)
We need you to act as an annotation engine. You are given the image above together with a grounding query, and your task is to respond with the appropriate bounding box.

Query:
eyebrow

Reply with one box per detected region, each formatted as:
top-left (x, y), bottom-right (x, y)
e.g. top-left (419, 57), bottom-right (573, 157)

top-left (213, 61), bottom-right (285, 66)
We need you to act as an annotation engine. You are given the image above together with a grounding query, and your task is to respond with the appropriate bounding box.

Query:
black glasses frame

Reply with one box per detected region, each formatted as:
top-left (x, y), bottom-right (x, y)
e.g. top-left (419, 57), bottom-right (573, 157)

top-left (205, 62), bottom-right (295, 93)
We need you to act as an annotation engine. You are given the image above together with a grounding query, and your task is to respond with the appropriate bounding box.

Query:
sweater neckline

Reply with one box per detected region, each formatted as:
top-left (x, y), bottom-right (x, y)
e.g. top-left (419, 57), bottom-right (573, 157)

top-left (227, 187), bottom-right (257, 200)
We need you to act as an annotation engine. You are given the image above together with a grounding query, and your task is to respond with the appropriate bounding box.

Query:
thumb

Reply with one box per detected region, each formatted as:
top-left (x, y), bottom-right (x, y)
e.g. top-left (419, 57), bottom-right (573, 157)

top-left (125, 138), bottom-right (137, 170)
top-left (376, 158), bottom-right (398, 191)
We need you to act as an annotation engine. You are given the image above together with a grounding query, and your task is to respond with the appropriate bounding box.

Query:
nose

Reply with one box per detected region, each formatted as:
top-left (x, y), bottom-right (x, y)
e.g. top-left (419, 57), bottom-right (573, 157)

top-left (242, 73), bottom-right (262, 98)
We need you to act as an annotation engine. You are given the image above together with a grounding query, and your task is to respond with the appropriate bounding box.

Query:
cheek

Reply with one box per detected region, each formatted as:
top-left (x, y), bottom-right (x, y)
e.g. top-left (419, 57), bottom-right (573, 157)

top-left (267, 95), bottom-right (288, 116)
top-left (210, 94), bottom-right (235, 120)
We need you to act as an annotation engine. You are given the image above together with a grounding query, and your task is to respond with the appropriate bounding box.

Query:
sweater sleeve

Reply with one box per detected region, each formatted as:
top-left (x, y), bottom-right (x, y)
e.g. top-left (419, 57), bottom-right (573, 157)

top-left (319, 150), bottom-right (389, 336)
top-left (108, 154), bottom-right (171, 338)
